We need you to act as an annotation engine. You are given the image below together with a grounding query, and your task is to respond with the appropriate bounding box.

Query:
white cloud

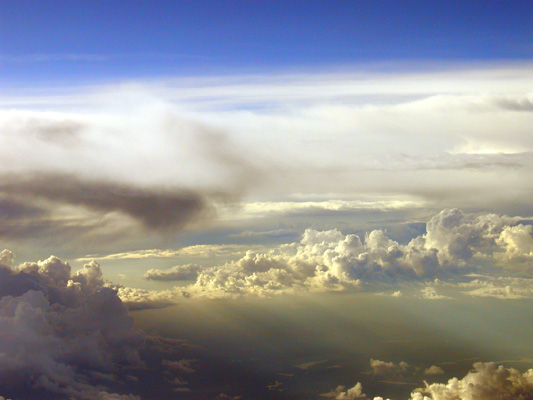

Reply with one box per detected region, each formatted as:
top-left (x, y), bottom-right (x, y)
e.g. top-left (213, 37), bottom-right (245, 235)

top-left (160, 209), bottom-right (533, 298)
top-left (1, 64), bottom-right (533, 251)
top-left (333, 362), bottom-right (533, 400)
top-left (461, 276), bottom-right (533, 299)
top-left (410, 362), bottom-right (533, 400)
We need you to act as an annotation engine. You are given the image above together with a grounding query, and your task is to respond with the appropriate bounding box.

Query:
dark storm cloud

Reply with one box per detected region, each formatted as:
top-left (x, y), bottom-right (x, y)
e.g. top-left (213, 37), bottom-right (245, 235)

top-left (0, 252), bottom-right (146, 399)
top-left (0, 173), bottom-right (216, 231)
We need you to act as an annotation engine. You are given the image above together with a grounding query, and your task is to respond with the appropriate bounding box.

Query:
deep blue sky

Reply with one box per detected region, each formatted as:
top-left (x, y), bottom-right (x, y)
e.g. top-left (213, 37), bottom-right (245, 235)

top-left (1, 0), bottom-right (532, 86)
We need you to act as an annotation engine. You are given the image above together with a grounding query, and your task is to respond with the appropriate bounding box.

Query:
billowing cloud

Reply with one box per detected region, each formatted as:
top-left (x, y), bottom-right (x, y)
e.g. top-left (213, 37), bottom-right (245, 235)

top-left (333, 362), bottom-right (533, 400)
top-left (410, 362), bottom-right (533, 400)
top-left (0, 252), bottom-right (145, 399)
top-left (333, 382), bottom-right (369, 399)
top-left (144, 264), bottom-right (202, 281)
top-left (154, 209), bottom-right (533, 298)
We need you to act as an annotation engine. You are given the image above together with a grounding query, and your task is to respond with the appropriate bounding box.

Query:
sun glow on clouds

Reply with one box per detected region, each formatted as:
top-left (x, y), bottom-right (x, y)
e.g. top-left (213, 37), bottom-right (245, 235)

top-left (2, 62), bottom-right (533, 399)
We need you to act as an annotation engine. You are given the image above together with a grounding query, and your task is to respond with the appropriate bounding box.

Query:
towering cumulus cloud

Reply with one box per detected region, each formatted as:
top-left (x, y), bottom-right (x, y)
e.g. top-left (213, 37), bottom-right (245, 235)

top-left (0, 250), bottom-right (144, 399)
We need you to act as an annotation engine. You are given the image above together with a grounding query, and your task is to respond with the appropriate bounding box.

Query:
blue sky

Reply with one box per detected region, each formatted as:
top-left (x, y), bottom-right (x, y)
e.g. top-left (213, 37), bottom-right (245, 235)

top-left (1, 0), bottom-right (532, 86)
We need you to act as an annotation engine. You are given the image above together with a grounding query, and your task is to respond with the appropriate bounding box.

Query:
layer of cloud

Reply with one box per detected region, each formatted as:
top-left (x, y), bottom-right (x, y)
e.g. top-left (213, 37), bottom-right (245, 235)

top-left (0, 173), bottom-right (213, 231)
top-left (151, 209), bottom-right (533, 298)
top-left (144, 264), bottom-right (202, 281)
top-left (2, 65), bottom-right (533, 251)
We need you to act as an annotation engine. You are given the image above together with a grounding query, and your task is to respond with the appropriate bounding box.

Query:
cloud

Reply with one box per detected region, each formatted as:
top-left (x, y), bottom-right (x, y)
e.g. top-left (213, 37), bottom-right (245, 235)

top-left (410, 362), bottom-right (533, 400)
top-left (0, 173), bottom-right (213, 231)
top-left (333, 382), bottom-right (368, 399)
top-left (0, 252), bottom-right (146, 399)
top-left (162, 359), bottom-right (196, 374)
top-left (461, 275), bottom-right (533, 299)
top-left (333, 362), bottom-right (533, 400)
top-left (76, 244), bottom-right (267, 263)
top-left (370, 359), bottom-right (411, 376)
top-left (3, 66), bottom-right (533, 235)
top-left (144, 264), bottom-right (202, 281)
top-left (420, 287), bottom-right (451, 300)
top-left (0, 104), bottom-right (258, 248)
top-left (160, 209), bottom-right (533, 298)
top-left (113, 286), bottom-right (182, 310)
top-left (423, 366), bottom-right (444, 375)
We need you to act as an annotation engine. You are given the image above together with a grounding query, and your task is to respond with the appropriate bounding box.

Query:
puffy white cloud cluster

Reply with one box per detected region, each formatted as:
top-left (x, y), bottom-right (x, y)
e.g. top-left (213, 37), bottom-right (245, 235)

top-left (172, 209), bottom-right (532, 298)
top-left (335, 363), bottom-right (533, 400)
top-left (410, 362), bottom-right (533, 400)
top-left (333, 382), bottom-right (390, 400)
top-left (0, 251), bottom-right (144, 399)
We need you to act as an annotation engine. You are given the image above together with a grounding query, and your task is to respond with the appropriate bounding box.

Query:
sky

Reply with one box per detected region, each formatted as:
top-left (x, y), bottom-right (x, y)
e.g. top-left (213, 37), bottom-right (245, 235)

top-left (1, 1), bottom-right (533, 400)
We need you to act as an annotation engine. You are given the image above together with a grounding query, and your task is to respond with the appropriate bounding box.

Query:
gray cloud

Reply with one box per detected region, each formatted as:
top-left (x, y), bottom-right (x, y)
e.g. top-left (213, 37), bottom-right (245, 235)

top-left (0, 173), bottom-right (215, 231)
top-left (0, 253), bottom-right (145, 399)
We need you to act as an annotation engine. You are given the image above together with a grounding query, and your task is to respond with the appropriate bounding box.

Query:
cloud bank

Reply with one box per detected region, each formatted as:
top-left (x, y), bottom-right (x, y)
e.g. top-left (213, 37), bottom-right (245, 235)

top-left (138, 209), bottom-right (533, 298)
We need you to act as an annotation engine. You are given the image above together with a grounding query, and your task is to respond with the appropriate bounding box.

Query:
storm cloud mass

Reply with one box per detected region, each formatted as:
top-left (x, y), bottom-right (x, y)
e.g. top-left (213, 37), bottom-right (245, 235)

top-left (0, 252), bottom-right (144, 399)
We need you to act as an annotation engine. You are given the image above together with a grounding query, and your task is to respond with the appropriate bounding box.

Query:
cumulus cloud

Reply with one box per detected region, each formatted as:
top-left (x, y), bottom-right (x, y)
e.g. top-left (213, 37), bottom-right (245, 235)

top-left (0, 252), bottom-right (145, 399)
top-left (410, 362), bottom-right (533, 400)
top-left (333, 382), bottom-right (368, 399)
top-left (334, 363), bottom-right (533, 400)
top-left (144, 264), bottom-right (202, 281)
top-left (155, 209), bottom-right (533, 298)
top-left (370, 359), bottom-right (411, 376)
top-left (423, 366), bottom-right (444, 376)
